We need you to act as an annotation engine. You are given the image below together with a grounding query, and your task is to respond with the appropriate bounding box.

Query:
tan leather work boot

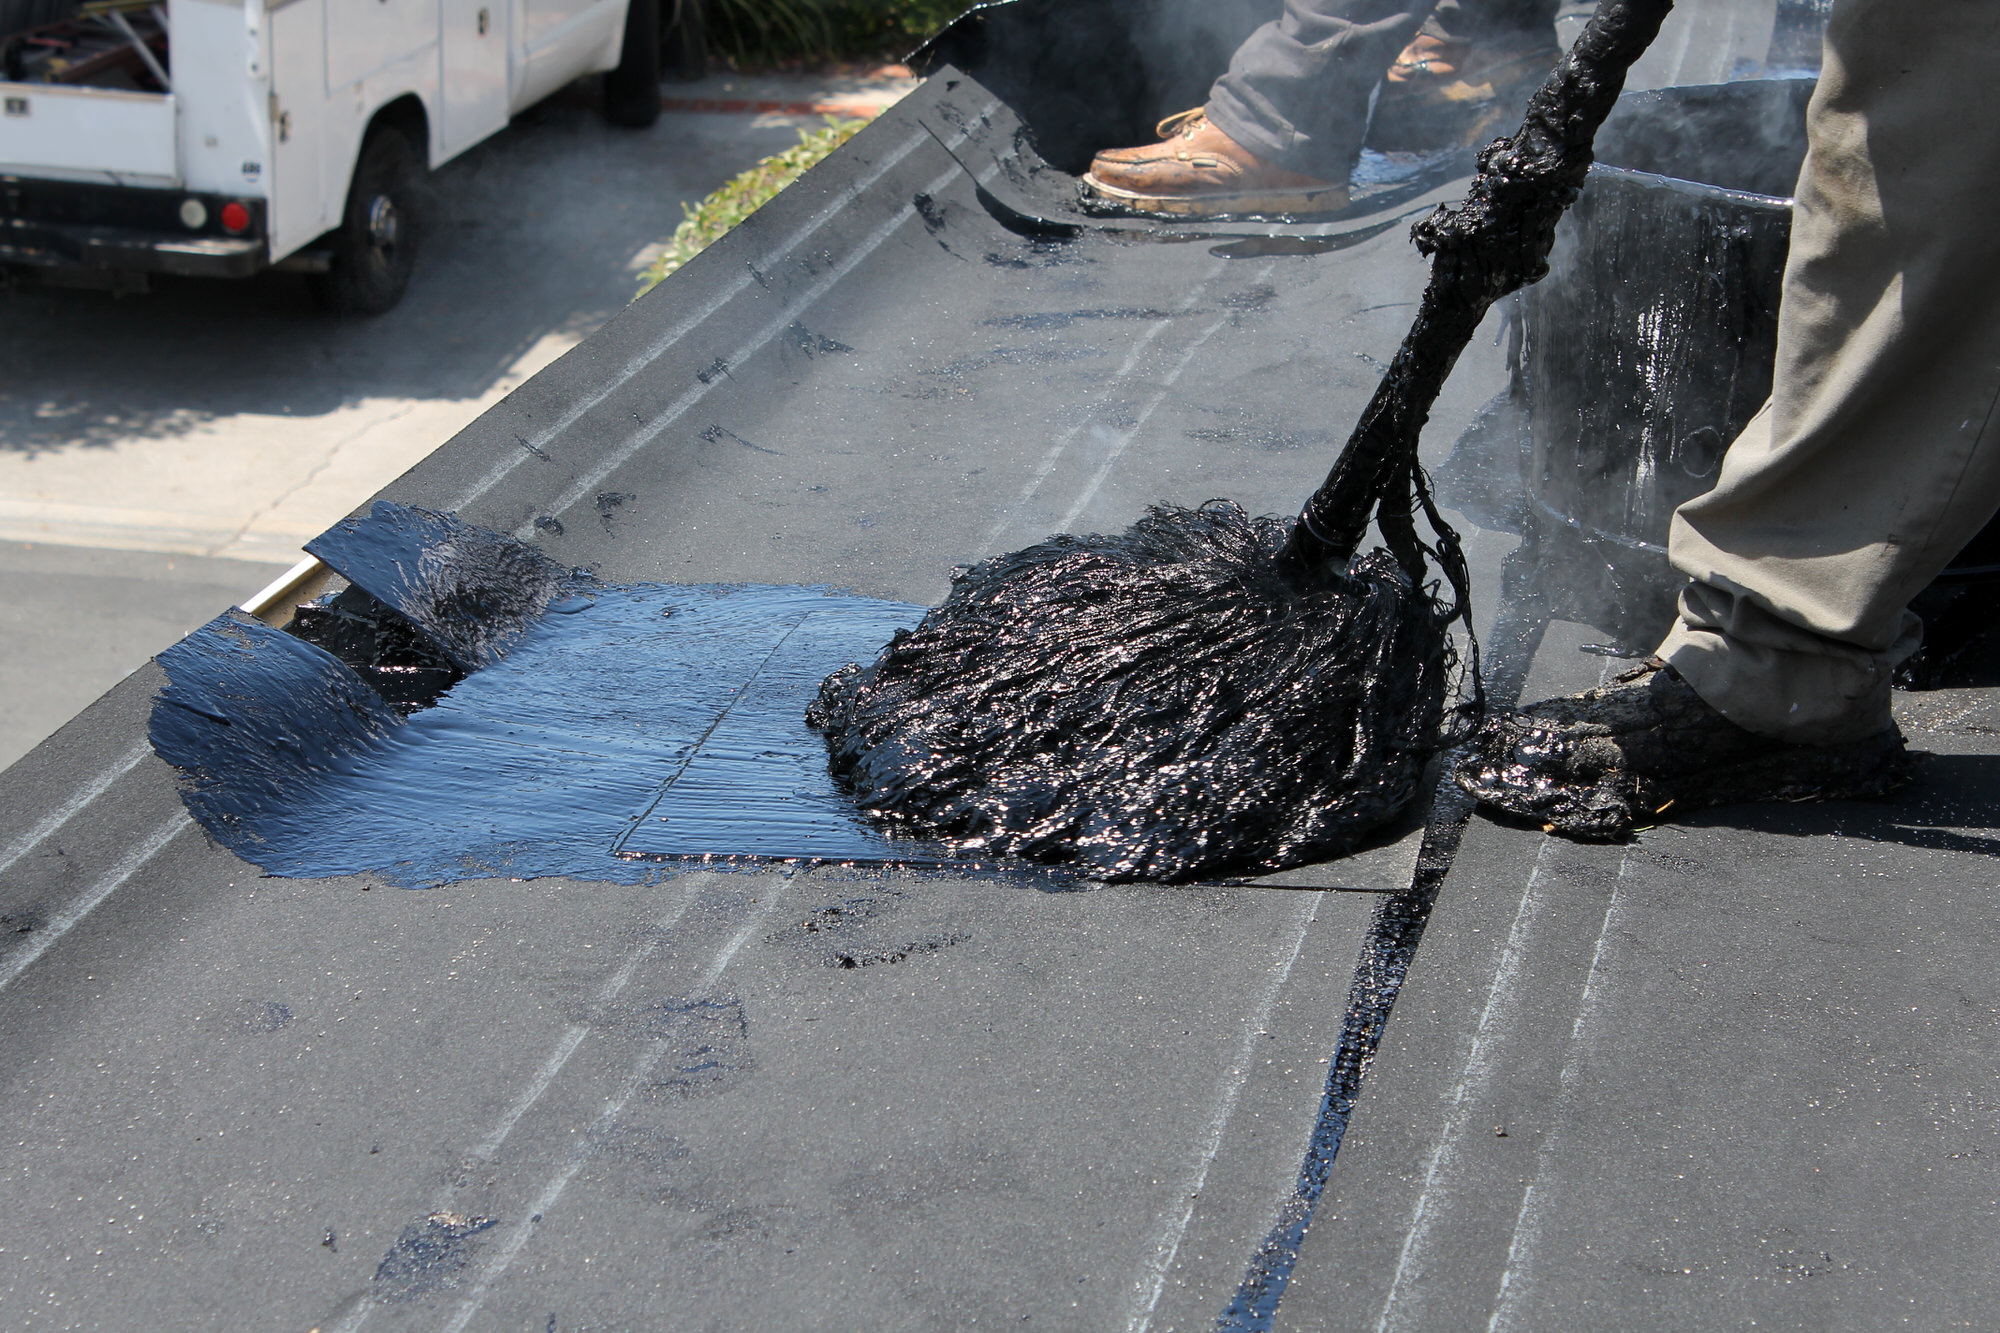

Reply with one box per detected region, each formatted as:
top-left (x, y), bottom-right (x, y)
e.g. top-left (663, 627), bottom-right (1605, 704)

top-left (1083, 109), bottom-right (1349, 218)
top-left (1373, 32), bottom-right (1561, 151)
top-left (1385, 32), bottom-right (1560, 97)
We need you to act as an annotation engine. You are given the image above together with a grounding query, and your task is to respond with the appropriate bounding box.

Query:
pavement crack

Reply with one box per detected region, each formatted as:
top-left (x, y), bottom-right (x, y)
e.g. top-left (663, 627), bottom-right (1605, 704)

top-left (208, 401), bottom-right (421, 558)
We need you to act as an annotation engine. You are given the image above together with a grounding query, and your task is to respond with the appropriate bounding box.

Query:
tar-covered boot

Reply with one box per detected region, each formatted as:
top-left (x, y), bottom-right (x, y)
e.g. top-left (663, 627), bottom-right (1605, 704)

top-left (1083, 110), bottom-right (1349, 218)
top-left (1452, 660), bottom-right (1914, 840)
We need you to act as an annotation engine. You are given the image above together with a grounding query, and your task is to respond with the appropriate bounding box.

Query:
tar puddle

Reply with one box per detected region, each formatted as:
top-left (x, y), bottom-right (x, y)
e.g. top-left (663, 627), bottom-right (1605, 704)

top-left (149, 502), bottom-right (952, 888)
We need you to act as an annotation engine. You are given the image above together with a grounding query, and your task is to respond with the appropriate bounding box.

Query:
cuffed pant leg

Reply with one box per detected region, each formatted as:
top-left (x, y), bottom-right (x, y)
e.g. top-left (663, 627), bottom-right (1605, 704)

top-left (1205, 0), bottom-right (1435, 181)
top-left (1657, 0), bottom-right (2000, 744)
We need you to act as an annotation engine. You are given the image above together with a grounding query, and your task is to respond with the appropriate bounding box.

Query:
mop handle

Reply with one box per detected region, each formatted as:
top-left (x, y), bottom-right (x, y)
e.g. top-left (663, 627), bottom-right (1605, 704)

top-left (1284, 0), bottom-right (1676, 572)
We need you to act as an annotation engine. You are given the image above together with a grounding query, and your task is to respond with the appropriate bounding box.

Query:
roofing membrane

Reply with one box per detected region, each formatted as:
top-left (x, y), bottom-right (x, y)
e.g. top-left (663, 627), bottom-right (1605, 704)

top-left (1, 48), bottom-right (1995, 1331)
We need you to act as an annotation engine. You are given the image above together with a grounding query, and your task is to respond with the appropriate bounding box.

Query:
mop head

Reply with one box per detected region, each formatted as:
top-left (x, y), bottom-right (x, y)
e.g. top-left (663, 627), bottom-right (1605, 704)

top-left (808, 500), bottom-right (1459, 882)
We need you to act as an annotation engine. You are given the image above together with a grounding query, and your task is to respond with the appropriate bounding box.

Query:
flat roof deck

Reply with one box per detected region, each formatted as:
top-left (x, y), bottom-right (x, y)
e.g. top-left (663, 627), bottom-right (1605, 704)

top-left (0, 64), bottom-right (1994, 1332)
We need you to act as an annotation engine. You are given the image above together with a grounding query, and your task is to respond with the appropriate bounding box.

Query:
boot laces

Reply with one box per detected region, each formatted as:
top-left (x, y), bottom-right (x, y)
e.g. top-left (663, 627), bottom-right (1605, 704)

top-left (1155, 108), bottom-right (1206, 141)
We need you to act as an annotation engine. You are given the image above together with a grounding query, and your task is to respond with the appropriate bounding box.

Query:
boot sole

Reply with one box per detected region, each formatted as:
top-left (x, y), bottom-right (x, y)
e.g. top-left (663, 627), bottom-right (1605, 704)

top-left (1079, 175), bottom-right (1350, 219)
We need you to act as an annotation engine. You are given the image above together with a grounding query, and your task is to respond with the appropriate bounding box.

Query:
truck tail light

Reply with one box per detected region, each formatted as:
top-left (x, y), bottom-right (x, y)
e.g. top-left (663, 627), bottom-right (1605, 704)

top-left (178, 198), bottom-right (207, 229)
top-left (220, 201), bottom-right (251, 234)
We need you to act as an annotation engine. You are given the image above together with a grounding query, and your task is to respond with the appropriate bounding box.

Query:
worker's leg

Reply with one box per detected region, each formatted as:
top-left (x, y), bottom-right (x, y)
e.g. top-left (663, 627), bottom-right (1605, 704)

top-left (1370, 0), bottom-right (1560, 150)
top-left (1081, 0), bottom-right (1427, 216)
top-left (1453, 0), bottom-right (1992, 838)
top-left (1204, 0), bottom-right (1437, 181)
top-left (1204, 0), bottom-right (1561, 181)
top-left (1656, 0), bottom-right (2000, 743)
top-left (1087, 0), bottom-right (1560, 215)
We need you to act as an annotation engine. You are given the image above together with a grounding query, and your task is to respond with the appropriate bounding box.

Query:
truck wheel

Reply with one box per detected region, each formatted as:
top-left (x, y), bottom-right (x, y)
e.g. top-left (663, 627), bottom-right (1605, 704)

top-left (309, 128), bottom-right (422, 316)
top-left (603, 0), bottom-right (662, 128)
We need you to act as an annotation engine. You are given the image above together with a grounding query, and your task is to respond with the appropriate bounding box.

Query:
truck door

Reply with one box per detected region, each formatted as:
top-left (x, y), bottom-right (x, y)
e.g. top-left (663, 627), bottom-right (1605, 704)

top-left (267, 0), bottom-right (328, 260)
top-left (325, 0), bottom-right (439, 94)
top-left (439, 0), bottom-right (509, 157)
top-left (512, 0), bottom-right (621, 109)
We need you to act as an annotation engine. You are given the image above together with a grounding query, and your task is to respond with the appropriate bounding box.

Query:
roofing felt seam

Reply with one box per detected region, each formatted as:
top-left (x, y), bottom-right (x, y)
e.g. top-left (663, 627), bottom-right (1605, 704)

top-left (508, 154), bottom-right (987, 543)
top-left (976, 265), bottom-right (1226, 554)
top-left (1479, 855), bottom-right (1634, 1333)
top-left (498, 125), bottom-right (932, 461)
top-left (428, 892), bottom-right (793, 1333)
top-left (1338, 674), bottom-right (1630, 1331)
top-left (445, 95), bottom-right (1000, 522)
top-left (1052, 291), bottom-right (1252, 531)
top-left (321, 879), bottom-right (710, 1333)
top-left (1218, 598), bottom-right (1572, 1324)
top-left (1371, 835), bottom-right (1569, 1331)
top-left (0, 736), bottom-right (148, 879)
top-left (1125, 888), bottom-right (1324, 1332)
top-left (323, 888), bottom-right (792, 1333)
top-left (463, 881), bottom-right (706, 1165)
top-left (0, 811), bottom-right (187, 994)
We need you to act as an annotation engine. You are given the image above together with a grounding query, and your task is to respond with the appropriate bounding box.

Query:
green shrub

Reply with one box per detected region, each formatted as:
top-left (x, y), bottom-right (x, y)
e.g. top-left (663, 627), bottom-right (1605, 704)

top-left (704, 0), bottom-right (962, 65)
top-left (702, 0), bottom-right (833, 66)
top-left (635, 117), bottom-right (867, 298)
top-left (824, 0), bottom-right (963, 59)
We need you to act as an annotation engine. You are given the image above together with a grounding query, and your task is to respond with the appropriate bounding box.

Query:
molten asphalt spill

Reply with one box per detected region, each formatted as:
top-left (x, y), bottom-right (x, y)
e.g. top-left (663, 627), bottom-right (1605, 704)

top-left (149, 502), bottom-right (943, 887)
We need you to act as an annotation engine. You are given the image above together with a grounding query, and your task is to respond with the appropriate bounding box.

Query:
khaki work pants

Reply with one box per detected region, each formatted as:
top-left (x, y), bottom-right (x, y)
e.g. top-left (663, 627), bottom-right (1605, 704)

top-left (1657, 0), bottom-right (2000, 743)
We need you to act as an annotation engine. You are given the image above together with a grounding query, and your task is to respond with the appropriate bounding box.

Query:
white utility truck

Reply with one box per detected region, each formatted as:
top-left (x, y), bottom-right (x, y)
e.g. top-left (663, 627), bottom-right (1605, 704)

top-left (0, 0), bottom-right (661, 312)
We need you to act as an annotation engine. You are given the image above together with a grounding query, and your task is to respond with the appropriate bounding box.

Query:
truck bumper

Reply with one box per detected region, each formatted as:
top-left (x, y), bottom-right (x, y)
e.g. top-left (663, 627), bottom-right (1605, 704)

top-left (0, 222), bottom-right (267, 277)
top-left (0, 177), bottom-right (270, 278)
